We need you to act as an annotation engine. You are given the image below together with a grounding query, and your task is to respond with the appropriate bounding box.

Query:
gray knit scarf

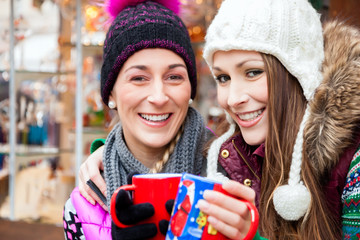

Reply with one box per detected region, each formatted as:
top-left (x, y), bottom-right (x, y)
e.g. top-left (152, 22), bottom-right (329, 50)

top-left (103, 107), bottom-right (211, 209)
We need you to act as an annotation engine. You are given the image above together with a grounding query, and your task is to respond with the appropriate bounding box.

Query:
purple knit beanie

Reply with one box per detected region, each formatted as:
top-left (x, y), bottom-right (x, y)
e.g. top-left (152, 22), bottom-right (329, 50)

top-left (101, 0), bottom-right (197, 105)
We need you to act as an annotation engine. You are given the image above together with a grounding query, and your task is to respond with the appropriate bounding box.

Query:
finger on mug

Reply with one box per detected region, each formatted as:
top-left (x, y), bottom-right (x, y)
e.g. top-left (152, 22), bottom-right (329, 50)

top-left (197, 198), bottom-right (247, 229)
top-left (202, 190), bottom-right (249, 218)
top-left (222, 180), bottom-right (256, 203)
top-left (207, 215), bottom-right (247, 240)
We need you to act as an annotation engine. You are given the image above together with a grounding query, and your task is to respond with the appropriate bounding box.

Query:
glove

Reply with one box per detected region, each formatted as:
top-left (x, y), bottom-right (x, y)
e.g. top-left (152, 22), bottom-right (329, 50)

top-left (111, 172), bottom-right (157, 240)
top-left (111, 221), bottom-right (157, 240)
top-left (158, 199), bottom-right (175, 235)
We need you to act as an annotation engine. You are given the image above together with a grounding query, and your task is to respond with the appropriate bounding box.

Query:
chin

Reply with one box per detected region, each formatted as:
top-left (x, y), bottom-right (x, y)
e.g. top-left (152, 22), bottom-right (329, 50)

top-left (145, 136), bottom-right (174, 148)
top-left (245, 140), bottom-right (263, 146)
top-left (242, 135), bottom-right (265, 146)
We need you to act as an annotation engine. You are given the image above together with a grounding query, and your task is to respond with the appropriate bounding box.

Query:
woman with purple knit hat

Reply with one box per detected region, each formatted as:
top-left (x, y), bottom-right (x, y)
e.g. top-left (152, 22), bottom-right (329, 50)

top-left (63, 0), bottom-right (213, 239)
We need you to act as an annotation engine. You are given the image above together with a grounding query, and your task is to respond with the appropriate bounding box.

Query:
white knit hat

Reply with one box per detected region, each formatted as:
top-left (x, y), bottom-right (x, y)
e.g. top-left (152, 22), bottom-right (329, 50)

top-left (204, 0), bottom-right (324, 221)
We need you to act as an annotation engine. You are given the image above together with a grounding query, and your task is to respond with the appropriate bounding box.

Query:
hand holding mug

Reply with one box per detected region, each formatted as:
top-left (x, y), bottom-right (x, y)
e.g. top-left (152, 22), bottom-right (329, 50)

top-left (166, 173), bottom-right (259, 240)
top-left (111, 173), bottom-right (181, 240)
top-left (198, 180), bottom-right (258, 240)
top-left (111, 187), bottom-right (157, 240)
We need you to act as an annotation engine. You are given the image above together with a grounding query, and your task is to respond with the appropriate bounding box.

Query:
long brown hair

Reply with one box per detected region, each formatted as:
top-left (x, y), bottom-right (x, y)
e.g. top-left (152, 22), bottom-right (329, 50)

top-left (260, 54), bottom-right (340, 239)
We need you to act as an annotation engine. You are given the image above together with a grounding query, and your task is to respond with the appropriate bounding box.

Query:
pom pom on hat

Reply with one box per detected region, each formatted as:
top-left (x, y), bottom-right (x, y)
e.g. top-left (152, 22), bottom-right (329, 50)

top-left (105, 0), bottom-right (181, 21)
top-left (101, 0), bottom-right (197, 105)
top-left (273, 183), bottom-right (311, 221)
top-left (273, 106), bottom-right (312, 220)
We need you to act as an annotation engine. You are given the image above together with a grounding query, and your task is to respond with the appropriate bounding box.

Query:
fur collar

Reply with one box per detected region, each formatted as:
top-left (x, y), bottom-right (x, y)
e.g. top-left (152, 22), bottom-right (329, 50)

top-left (304, 20), bottom-right (360, 176)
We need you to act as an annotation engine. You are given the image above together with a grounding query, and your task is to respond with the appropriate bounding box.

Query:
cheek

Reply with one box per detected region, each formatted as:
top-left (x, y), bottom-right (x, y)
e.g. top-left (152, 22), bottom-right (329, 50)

top-left (112, 82), bottom-right (124, 101)
top-left (178, 84), bottom-right (192, 100)
top-left (258, 78), bottom-right (268, 103)
top-left (249, 79), bottom-right (268, 105)
top-left (169, 83), bottom-right (191, 105)
top-left (258, 87), bottom-right (268, 103)
top-left (216, 87), bottom-right (228, 109)
top-left (115, 84), bottom-right (141, 102)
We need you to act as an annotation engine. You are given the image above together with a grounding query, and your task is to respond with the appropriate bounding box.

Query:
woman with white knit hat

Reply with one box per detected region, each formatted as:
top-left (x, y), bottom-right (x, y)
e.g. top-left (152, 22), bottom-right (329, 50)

top-left (198, 0), bottom-right (360, 239)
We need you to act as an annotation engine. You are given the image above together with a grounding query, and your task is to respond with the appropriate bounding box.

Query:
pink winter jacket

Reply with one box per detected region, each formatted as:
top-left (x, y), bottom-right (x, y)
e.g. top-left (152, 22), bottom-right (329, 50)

top-left (63, 187), bottom-right (112, 239)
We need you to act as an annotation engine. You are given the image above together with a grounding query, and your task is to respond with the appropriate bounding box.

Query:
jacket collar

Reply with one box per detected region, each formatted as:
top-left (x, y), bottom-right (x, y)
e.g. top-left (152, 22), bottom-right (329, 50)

top-left (230, 133), bottom-right (265, 159)
top-left (303, 20), bottom-right (360, 177)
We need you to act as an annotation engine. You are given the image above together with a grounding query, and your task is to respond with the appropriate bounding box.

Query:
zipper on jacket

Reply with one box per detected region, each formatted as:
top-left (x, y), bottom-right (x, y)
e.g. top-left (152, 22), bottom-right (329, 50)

top-left (232, 139), bottom-right (260, 180)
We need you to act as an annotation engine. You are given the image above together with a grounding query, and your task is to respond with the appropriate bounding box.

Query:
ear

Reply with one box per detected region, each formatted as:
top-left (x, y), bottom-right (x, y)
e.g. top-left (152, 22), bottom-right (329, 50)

top-left (109, 94), bottom-right (115, 103)
top-left (108, 94), bottom-right (117, 109)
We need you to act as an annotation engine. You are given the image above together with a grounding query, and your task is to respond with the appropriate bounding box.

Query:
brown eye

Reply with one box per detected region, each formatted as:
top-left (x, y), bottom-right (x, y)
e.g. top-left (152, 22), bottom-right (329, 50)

top-left (247, 70), bottom-right (263, 78)
top-left (167, 75), bottom-right (183, 80)
top-left (131, 76), bottom-right (146, 81)
top-left (215, 74), bottom-right (230, 83)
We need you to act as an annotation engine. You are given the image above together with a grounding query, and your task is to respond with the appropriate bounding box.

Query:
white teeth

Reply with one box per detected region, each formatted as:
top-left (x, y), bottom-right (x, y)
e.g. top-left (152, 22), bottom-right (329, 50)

top-left (239, 109), bottom-right (263, 121)
top-left (141, 114), bottom-right (170, 122)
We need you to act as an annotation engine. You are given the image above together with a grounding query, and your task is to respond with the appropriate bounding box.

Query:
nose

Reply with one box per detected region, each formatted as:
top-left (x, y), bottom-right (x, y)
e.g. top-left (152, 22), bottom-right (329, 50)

top-left (147, 80), bottom-right (169, 105)
top-left (227, 79), bottom-right (249, 107)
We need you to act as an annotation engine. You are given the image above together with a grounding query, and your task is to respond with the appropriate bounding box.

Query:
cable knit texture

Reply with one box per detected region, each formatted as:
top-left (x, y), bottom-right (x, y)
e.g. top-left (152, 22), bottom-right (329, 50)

top-left (273, 106), bottom-right (311, 220)
top-left (207, 112), bottom-right (234, 183)
top-left (103, 107), bottom-right (211, 210)
top-left (203, 0), bottom-right (325, 220)
top-left (101, 0), bottom-right (197, 105)
top-left (203, 0), bottom-right (324, 101)
top-left (206, 123), bottom-right (234, 183)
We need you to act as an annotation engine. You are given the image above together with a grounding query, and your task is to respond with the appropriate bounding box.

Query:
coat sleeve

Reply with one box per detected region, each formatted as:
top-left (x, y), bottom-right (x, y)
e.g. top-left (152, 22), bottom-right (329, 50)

top-left (342, 145), bottom-right (360, 239)
top-left (63, 197), bottom-right (86, 240)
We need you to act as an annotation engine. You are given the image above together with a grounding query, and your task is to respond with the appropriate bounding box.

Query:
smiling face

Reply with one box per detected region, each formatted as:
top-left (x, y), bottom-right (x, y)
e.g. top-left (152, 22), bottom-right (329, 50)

top-left (213, 50), bottom-right (268, 146)
top-left (109, 48), bottom-right (191, 157)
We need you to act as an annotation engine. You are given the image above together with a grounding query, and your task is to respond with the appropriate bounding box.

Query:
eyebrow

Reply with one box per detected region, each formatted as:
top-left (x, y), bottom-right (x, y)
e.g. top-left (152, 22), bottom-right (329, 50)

top-left (124, 63), bottom-right (187, 73)
top-left (124, 65), bottom-right (147, 73)
top-left (169, 63), bottom-right (187, 70)
top-left (213, 59), bottom-right (263, 71)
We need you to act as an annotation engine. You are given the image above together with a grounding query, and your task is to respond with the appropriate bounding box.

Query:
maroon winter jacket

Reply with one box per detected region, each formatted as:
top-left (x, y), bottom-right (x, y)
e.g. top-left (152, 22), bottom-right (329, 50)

top-left (218, 132), bottom-right (360, 223)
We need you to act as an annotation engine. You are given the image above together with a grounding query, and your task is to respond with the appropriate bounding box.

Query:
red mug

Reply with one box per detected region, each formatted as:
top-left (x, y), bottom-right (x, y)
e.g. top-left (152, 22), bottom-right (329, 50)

top-left (166, 173), bottom-right (259, 240)
top-left (110, 173), bottom-right (182, 240)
